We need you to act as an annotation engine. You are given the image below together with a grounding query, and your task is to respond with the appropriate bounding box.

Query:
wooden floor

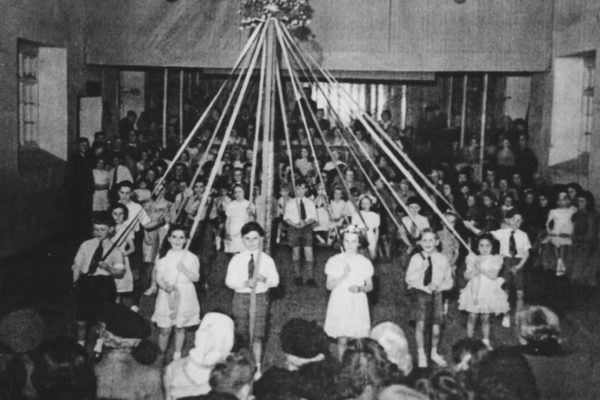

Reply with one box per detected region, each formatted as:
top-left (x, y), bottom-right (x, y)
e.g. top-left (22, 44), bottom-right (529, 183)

top-left (2, 237), bottom-right (600, 399)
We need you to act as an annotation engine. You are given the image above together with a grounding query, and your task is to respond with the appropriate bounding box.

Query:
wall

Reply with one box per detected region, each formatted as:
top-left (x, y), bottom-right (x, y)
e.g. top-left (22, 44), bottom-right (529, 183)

top-left (86, 0), bottom-right (552, 73)
top-left (0, 1), bottom-right (95, 257)
top-left (528, 0), bottom-right (600, 198)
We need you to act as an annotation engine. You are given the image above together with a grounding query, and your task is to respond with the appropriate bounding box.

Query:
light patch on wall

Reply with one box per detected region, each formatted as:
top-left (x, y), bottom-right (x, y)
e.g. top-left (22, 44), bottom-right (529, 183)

top-left (38, 47), bottom-right (68, 161)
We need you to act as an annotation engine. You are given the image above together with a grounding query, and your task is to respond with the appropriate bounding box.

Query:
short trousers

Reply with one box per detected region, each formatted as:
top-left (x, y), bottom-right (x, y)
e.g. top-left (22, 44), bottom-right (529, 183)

top-left (76, 275), bottom-right (117, 324)
top-left (411, 289), bottom-right (444, 325)
top-left (288, 225), bottom-right (313, 247)
top-left (232, 292), bottom-right (269, 342)
top-left (502, 257), bottom-right (524, 292)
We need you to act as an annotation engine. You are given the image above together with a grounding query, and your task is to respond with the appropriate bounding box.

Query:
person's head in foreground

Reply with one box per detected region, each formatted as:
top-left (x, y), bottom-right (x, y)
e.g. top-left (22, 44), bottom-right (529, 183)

top-left (370, 321), bottom-right (413, 378)
top-left (31, 338), bottom-right (97, 400)
top-left (335, 338), bottom-right (403, 400)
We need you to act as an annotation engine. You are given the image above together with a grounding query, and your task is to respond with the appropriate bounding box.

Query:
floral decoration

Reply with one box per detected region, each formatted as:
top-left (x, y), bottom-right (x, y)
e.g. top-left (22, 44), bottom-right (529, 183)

top-left (239, 0), bottom-right (313, 29)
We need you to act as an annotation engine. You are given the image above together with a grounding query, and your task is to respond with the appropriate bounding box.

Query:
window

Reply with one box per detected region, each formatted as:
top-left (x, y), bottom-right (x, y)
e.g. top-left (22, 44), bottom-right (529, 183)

top-left (18, 40), bottom-right (39, 148)
top-left (17, 39), bottom-right (68, 171)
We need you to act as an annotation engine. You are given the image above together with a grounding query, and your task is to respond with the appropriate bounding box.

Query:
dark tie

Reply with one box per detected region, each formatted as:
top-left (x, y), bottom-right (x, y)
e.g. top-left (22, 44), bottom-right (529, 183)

top-left (88, 241), bottom-right (105, 276)
top-left (112, 165), bottom-right (119, 187)
top-left (299, 199), bottom-right (307, 221)
top-left (423, 256), bottom-right (433, 287)
top-left (509, 231), bottom-right (517, 257)
top-left (248, 253), bottom-right (255, 279)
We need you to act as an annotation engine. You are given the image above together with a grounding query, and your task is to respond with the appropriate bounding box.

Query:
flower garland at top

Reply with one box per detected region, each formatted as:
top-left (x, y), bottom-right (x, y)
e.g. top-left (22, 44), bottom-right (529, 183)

top-left (239, 0), bottom-right (313, 30)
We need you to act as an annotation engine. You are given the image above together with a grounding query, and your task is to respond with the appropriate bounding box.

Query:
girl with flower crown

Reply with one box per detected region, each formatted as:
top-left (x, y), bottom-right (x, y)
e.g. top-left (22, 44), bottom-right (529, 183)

top-left (351, 195), bottom-right (380, 259)
top-left (324, 226), bottom-right (374, 360)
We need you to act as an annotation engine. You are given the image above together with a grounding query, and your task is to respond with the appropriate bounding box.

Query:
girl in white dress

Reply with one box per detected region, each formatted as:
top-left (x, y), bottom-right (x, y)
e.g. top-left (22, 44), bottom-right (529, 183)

top-left (324, 227), bottom-right (374, 361)
top-left (352, 196), bottom-right (381, 259)
top-left (110, 204), bottom-right (135, 302)
top-left (313, 183), bottom-right (331, 245)
top-left (93, 157), bottom-right (111, 211)
top-left (151, 226), bottom-right (200, 360)
top-left (224, 184), bottom-right (253, 254)
top-left (546, 190), bottom-right (577, 276)
top-left (458, 234), bottom-right (509, 349)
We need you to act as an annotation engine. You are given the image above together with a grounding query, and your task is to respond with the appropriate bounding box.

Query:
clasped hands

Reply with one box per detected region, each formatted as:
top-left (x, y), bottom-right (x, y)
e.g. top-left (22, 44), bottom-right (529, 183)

top-left (342, 264), bottom-right (365, 293)
top-left (245, 274), bottom-right (267, 288)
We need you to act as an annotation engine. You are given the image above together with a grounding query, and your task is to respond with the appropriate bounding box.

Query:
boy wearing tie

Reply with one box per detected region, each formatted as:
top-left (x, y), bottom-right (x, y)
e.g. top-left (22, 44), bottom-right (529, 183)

top-left (405, 229), bottom-right (453, 368)
top-left (284, 181), bottom-right (317, 286)
top-left (225, 222), bottom-right (279, 377)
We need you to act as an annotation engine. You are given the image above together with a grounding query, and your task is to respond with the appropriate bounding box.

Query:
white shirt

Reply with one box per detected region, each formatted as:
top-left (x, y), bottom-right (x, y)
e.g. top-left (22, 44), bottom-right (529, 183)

top-left (283, 196), bottom-right (317, 225)
top-left (122, 201), bottom-right (151, 232)
top-left (401, 215), bottom-right (430, 236)
top-left (491, 228), bottom-right (531, 258)
top-left (73, 238), bottom-right (125, 277)
top-left (225, 250), bottom-right (279, 294)
top-left (405, 252), bottom-right (453, 293)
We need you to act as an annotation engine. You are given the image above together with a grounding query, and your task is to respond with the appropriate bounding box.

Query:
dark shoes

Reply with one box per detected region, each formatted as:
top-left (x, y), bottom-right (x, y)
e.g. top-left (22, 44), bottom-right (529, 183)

top-left (305, 279), bottom-right (317, 288)
top-left (294, 277), bottom-right (304, 287)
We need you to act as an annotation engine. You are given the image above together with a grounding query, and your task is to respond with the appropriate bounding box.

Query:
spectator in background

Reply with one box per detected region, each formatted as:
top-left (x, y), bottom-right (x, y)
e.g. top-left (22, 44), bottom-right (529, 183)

top-left (380, 109), bottom-right (393, 132)
top-left (119, 110), bottom-right (138, 142)
top-left (69, 137), bottom-right (95, 238)
top-left (514, 134), bottom-right (538, 185)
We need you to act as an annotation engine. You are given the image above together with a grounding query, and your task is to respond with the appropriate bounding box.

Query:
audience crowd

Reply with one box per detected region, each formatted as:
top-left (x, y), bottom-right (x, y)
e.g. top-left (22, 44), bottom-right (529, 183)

top-left (2, 102), bottom-right (597, 400)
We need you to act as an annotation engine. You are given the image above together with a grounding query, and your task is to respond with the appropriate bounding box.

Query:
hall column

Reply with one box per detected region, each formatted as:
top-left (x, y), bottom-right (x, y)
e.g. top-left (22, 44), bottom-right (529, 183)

top-left (588, 47), bottom-right (600, 201)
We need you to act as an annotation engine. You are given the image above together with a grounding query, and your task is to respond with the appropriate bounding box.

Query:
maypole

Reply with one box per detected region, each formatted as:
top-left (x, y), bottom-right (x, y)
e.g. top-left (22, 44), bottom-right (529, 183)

top-left (260, 19), bottom-right (277, 254)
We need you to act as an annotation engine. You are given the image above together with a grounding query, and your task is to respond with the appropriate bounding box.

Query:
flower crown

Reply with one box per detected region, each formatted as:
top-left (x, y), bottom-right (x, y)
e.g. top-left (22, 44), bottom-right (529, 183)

top-left (341, 224), bottom-right (363, 235)
top-left (240, 0), bottom-right (313, 30)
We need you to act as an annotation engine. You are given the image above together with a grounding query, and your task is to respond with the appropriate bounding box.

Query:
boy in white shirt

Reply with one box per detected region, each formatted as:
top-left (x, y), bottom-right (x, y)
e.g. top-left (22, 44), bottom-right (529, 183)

top-left (284, 181), bottom-right (317, 287)
top-left (405, 229), bottom-right (453, 368)
top-left (400, 197), bottom-right (430, 251)
top-left (226, 222), bottom-right (279, 377)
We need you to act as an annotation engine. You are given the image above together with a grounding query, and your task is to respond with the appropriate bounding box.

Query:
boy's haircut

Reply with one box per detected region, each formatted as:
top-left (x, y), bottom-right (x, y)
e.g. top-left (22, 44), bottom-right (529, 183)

top-left (504, 208), bottom-right (522, 220)
top-left (241, 221), bottom-right (266, 237)
top-left (93, 211), bottom-right (115, 227)
top-left (407, 196), bottom-right (421, 207)
top-left (420, 228), bottom-right (437, 239)
top-left (193, 177), bottom-right (207, 187)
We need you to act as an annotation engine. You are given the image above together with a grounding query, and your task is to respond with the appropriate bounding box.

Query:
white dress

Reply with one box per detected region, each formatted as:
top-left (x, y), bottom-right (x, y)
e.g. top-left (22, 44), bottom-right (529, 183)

top-left (314, 197), bottom-right (331, 232)
top-left (329, 200), bottom-right (347, 227)
top-left (112, 223), bottom-right (134, 293)
top-left (324, 252), bottom-right (374, 338)
top-left (151, 249), bottom-right (200, 328)
top-left (92, 168), bottom-right (111, 211)
top-left (547, 207), bottom-right (577, 246)
top-left (458, 255), bottom-right (509, 314)
top-left (352, 211), bottom-right (381, 258)
top-left (224, 200), bottom-right (250, 254)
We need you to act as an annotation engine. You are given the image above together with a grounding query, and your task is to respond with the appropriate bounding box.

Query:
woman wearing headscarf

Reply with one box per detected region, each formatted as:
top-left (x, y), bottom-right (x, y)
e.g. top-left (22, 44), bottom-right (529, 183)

top-left (164, 312), bottom-right (235, 400)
